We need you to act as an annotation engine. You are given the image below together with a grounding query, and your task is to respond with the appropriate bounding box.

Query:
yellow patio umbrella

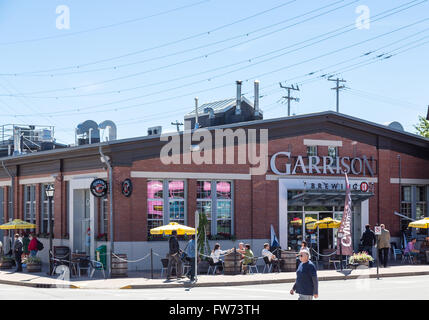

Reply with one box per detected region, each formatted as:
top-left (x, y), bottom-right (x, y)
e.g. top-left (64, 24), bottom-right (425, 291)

top-left (150, 222), bottom-right (195, 235)
top-left (308, 217), bottom-right (341, 230)
top-left (0, 219), bottom-right (37, 230)
top-left (290, 217), bottom-right (317, 226)
top-left (408, 217), bottom-right (429, 229)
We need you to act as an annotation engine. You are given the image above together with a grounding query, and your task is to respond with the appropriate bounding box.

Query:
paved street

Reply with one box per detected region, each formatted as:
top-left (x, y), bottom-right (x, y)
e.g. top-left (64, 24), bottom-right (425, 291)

top-left (0, 275), bottom-right (428, 300)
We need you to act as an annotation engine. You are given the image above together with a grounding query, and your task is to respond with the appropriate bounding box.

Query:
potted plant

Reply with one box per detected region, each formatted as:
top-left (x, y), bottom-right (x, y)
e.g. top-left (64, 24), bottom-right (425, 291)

top-left (24, 256), bottom-right (42, 273)
top-left (0, 256), bottom-right (14, 270)
top-left (348, 252), bottom-right (374, 266)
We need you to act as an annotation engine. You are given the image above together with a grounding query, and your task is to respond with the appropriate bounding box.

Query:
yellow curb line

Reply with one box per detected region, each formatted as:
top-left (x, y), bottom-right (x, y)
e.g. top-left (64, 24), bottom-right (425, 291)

top-left (120, 285), bottom-right (132, 289)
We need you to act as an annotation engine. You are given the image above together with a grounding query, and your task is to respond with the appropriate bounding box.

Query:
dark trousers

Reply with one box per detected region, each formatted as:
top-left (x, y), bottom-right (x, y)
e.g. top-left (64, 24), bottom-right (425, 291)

top-left (188, 257), bottom-right (195, 280)
top-left (167, 253), bottom-right (182, 278)
top-left (14, 252), bottom-right (22, 272)
top-left (378, 248), bottom-right (389, 267)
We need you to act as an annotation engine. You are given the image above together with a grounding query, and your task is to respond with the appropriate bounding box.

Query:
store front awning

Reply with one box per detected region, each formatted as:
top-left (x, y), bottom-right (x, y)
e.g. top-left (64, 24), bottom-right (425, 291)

top-left (288, 190), bottom-right (374, 206)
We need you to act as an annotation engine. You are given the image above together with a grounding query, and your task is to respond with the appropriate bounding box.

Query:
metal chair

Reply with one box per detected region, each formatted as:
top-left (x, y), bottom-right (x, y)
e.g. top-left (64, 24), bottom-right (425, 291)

top-left (402, 252), bottom-right (415, 264)
top-left (248, 258), bottom-right (259, 274)
top-left (50, 246), bottom-right (71, 276)
top-left (89, 260), bottom-right (105, 278)
top-left (77, 257), bottom-right (91, 277)
top-left (262, 256), bottom-right (272, 273)
top-left (207, 258), bottom-right (219, 275)
top-left (160, 258), bottom-right (169, 278)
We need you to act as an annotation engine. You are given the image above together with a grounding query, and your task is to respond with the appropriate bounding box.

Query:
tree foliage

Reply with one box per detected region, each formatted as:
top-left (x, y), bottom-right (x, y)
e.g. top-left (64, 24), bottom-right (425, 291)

top-left (414, 116), bottom-right (429, 138)
top-left (197, 211), bottom-right (211, 260)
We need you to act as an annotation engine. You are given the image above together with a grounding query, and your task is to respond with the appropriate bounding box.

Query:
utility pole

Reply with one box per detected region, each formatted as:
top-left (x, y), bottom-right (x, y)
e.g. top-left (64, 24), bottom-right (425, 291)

top-left (328, 77), bottom-right (346, 113)
top-left (279, 82), bottom-right (300, 116)
top-left (171, 120), bottom-right (183, 132)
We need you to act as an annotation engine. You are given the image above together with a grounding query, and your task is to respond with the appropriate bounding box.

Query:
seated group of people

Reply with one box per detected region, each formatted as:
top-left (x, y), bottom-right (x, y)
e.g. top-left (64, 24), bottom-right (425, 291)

top-left (404, 236), bottom-right (429, 264)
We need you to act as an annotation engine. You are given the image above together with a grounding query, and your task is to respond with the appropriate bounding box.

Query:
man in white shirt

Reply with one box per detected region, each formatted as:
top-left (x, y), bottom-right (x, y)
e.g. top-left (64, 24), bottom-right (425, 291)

top-left (262, 243), bottom-right (279, 272)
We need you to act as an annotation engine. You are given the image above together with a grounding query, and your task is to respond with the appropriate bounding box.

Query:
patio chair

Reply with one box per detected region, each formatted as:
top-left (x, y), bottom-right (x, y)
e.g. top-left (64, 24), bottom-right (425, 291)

top-left (182, 260), bottom-right (191, 276)
top-left (50, 246), bottom-right (71, 276)
top-left (401, 252), bottom-right (415, 265)
top-left (207, 258), bottom-right (224, 275)
top-left (89, 260), bottom-right (105, 279)
top-left (76, 257), bottom-right (91, 277)
top-left (160, 258), bottom-right (168, 278)
top-left (262, 256), bottom-right (272, 273)
top-left (247, 258), bottom-right (259, 274)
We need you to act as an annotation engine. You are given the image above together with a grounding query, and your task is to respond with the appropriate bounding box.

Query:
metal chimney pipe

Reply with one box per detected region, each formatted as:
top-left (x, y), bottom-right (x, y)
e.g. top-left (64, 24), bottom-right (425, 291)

top-left (195, 97), bottom-right (199, 129)
top-left (254, 80), bottom-right (260, 116)
top-left (13, 126), bottom-right (21, 156)
top-left (235, 80), bottom-right (242, 115)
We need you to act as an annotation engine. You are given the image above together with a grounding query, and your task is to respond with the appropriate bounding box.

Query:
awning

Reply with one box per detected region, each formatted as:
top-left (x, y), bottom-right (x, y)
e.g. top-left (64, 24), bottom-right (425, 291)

top-left (288, 190), bottom-right (374, 206)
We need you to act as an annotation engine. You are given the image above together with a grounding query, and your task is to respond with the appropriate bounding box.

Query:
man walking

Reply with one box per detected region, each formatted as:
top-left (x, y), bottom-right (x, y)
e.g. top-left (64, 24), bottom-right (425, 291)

top-left (186, 234), bottom-right (196, 282)
top-left (360, 224), bottom-right (376, 267)
top-left (377, 224), bottom-right (391, 268)
top-left (13, 234), bottom-right (23, 272)
top-left (290, 250), bottom-right (318, 300)
top-left (167, 230), bottom-right (183, 280)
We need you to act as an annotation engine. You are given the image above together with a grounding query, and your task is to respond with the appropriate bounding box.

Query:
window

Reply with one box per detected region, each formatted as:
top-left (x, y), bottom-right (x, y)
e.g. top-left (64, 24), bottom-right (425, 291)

top-left (416, 186), bottom-right (427, 235)
top-left (196, 180), bottom-right (233, 237)
top-left (400, 186), bottom-right (412, 231)
top-left (197, 181), bottom-right (212, 235)
top-left (307, 146), bottom-right (317, 165)
top-left (40, 184), bottom-right (54, 235)
top-left (328, 146), bottom-right (338, 166)
top-left (147, 180), bottom-right (187, 238)
top-left (24, 185), bottom-right (36, 225)
top-left (147, 180), bottom-right (164, 237)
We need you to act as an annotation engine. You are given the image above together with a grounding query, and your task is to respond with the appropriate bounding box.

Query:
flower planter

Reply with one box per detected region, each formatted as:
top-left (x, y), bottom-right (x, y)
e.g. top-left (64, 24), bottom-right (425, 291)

top-left (0, 260), bottom-right (14, 270)
top-left (26, 263), bottom-right (42, 273)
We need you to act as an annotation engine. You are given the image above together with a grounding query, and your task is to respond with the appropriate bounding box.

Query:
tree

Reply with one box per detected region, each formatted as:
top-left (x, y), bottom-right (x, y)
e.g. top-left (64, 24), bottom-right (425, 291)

top-left (197, 211), bottom-right (211, 261)
top-left (414, 116), bottom-right (429, 138)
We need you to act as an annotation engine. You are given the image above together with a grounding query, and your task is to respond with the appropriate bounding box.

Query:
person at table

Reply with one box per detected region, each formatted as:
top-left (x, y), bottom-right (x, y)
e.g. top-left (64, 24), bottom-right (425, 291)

top-left (242, 244), bottom-right (255, 274)
top-left (404, 238), bottom-right (420, 263)
top-left (298, 241), bottom-right (311, 259)
top-left (419, 236), bottom-right (429, 264)
top-left (262, 243), bottom-right (279, 272)
top-left (236, 242), bottom-right (245, 258)
top-left (210, 243), bottom-right (231, 274)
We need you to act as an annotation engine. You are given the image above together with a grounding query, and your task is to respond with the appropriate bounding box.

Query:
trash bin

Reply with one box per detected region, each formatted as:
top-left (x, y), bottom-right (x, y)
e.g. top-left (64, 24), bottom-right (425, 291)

top-left (95, 245), bottom-right (107, 270)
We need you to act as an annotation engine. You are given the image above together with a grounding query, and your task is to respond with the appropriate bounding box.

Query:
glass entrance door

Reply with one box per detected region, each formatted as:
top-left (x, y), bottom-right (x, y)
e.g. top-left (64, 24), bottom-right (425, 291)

top-left (303, 212), bottom-right (318, 254)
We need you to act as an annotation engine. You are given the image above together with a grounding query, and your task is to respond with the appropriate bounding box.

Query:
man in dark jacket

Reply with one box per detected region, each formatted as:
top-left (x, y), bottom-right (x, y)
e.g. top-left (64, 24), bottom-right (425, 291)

top-left (360, 224), bottom-right (376, 267)
top-left (290, 250), bottom-right (318, 300)
top-left (13, 234), bottom-right (23, 272)
top-left (167, 230), bottom-right (183, 280)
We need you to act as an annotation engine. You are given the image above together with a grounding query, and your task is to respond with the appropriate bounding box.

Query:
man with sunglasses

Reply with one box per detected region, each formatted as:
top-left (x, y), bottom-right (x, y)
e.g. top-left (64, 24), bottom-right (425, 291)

top-left (290, 250), bottom-right (318, 300)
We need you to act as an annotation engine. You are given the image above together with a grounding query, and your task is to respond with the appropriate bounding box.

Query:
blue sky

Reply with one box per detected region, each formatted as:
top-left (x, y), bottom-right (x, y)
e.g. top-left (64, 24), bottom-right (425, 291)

top-left (0, 0), bottom-right (428, 144)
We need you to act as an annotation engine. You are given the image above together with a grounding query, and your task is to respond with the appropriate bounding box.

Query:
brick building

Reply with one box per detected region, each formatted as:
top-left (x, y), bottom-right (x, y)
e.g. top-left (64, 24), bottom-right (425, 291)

top-left (0, 111), bottom-right (428, 270)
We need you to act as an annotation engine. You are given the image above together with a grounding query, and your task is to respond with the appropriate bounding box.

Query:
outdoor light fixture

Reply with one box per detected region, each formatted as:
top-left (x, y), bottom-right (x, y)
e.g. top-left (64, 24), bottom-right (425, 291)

top-left (45, 184), bottom-right (55, 198)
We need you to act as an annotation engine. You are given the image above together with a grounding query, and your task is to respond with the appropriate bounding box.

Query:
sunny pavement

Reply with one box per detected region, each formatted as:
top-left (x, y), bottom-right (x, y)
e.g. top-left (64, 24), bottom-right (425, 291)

top-left (0, 264), bottom-right (428, 289)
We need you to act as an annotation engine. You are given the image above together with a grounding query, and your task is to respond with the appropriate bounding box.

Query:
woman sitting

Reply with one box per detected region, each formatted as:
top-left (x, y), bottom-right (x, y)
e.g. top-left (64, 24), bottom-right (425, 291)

top-left (210, 243), bottom-right (230, 273)
top-left (242, 244), bottom-right (255, 274)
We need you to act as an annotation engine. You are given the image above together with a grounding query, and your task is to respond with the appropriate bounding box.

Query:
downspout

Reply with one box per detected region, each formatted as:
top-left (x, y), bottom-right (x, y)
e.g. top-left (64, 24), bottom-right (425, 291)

top-left (1, 160), bottom-right (13, 220)
top-left (99, 144), bottom-right (114, 278)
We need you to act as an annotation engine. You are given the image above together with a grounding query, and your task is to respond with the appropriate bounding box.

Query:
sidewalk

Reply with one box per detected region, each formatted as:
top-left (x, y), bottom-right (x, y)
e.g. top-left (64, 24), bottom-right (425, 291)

top-left (0, 264), bottom-right (428, 289)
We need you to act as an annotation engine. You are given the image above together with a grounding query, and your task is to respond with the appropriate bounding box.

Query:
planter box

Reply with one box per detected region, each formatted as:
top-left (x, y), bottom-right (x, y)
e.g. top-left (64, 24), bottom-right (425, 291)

top-left (26, 263), bottom-right (42, 273)
top-left (0, 261), bottom-right (14, 270)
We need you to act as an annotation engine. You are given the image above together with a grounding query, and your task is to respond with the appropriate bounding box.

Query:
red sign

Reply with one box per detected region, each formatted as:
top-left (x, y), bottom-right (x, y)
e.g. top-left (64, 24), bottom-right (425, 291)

top-left (360, 182), bottom-right (369, 192)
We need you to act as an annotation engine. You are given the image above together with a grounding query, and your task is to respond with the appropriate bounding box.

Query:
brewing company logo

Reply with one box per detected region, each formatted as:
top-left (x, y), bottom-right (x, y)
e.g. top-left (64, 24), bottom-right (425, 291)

top-left (122, 179), bottom-right (133, 197)
top-left (360, 182), bottom-right (369, 192)
top-left (90, 179), bottom-right (108, 198)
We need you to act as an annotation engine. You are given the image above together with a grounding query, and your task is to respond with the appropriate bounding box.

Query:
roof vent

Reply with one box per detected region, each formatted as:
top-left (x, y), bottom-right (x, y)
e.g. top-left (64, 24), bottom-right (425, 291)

top-left (148, 126), bottom-right (162, 136)
top-left (387, 121), bottom-right (404, 131)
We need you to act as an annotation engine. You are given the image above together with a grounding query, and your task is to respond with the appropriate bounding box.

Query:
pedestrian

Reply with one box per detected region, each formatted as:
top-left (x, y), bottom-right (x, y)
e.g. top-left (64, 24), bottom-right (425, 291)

top-left (186, 234), bottom-right (196, 282)
top-left (13, 234), bottom-right (23, 272)
top-left (360, 224), bottom-right (376, 267)
top-left (167, 230), bottom-right (183, 280)
top-left (290, 249), bottom-right (319, 300)
top-left (22, 232), bottom-right (30, 258)
top-left (377, 224), bottom-right (391, 268)
top-left (28, 233), bottom-right (38, 257)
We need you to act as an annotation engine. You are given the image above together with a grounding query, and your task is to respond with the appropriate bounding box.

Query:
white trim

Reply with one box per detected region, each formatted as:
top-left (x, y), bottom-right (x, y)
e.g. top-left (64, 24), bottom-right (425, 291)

top-left (64, 172), bottom-right (107, 181)
top-left (266, 174), bottom-right (378, 183)
top-left (0, 180), bottom-right (11, 187)
top-left (390, 178), bottom-right (429, 184)
top-left (303, 139), bottom-right (343, 147)
top-left (131, 171), bottom-right (251, 180)
top-left (19, 176), bottom-right (55, 185)
top-left (361, 200), bottom-right (369, 230)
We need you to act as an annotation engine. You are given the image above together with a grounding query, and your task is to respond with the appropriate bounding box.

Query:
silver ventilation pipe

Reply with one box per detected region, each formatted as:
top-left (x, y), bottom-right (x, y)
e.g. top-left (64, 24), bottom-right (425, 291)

top-left (195, 97), bottom-right (199, 129)
top-left (235, 80), bottom-right (242, 115)
top-left (254, 80), bottom-right (260, 116)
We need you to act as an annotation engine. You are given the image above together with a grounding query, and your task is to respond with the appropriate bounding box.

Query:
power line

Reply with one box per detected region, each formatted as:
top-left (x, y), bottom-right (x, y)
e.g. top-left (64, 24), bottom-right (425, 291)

top-left (2, 0), bottom-right (423, 100)
top-left (0, 0), bottom-right (212, 46)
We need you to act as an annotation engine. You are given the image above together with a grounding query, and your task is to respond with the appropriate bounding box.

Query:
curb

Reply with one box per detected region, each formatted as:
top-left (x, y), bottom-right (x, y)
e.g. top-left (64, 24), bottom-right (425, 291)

top-left (1, 270), bottom-right (429, 290)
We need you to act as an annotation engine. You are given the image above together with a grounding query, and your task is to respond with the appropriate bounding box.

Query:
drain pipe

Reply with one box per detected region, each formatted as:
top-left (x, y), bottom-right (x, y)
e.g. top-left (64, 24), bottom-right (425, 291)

top-left (99, 144), bottom-right (114, 278)
top-left (1, 160), bottom-right (13, 252)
